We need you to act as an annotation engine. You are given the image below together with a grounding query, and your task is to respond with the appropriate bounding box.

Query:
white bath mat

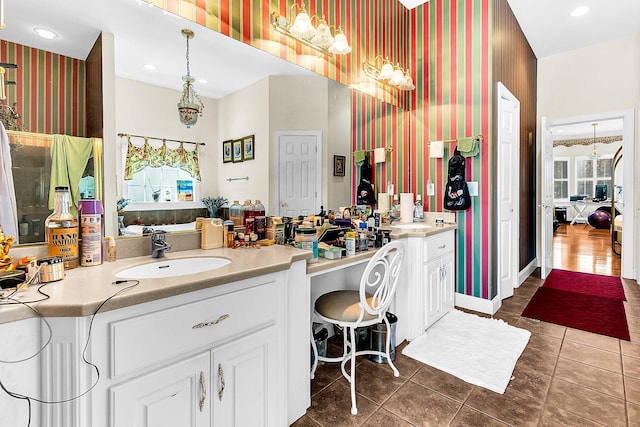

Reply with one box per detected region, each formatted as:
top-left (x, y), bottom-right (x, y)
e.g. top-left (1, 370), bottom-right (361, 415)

top-left (402, 309), bottom-right (531, 394)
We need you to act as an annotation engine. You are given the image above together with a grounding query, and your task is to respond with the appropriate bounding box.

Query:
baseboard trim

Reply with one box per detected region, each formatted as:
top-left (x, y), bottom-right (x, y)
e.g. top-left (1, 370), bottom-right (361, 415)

top-left (454, 293), bottom-right (501, 315)
top-left (518, 259), bottom-right (537, 286)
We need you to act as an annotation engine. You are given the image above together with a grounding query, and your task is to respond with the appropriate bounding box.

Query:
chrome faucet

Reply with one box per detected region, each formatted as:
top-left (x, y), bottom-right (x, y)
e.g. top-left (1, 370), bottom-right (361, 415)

top-left (151, 230), bottom-right (172, 258)
top-left (388, 214), bottom-right (401, 224)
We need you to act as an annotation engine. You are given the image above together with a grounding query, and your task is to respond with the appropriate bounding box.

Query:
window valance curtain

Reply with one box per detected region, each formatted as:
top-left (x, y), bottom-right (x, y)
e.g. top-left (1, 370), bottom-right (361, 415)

top-left (553, 135), bottom-right (622, 148)
top-left (124, 137), bottom-right (201, 181)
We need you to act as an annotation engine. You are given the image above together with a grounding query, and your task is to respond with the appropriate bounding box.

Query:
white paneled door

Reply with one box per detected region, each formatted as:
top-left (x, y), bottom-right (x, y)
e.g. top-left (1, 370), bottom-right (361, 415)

top-left (276, 131), bottom-right (321, 218)
top-left (497, 82), bottom-right (520, 300)
top-left (540, 117), bottom-right (554, 279)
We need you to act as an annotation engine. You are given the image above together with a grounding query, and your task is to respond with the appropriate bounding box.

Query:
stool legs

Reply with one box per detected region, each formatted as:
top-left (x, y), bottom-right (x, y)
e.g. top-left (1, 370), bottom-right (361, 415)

top-left (310, 324), bottom-right (319, 379)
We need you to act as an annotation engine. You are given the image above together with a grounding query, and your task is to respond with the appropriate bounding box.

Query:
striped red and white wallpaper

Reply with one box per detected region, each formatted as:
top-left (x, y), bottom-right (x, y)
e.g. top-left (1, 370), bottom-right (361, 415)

top-left (0, 41), bottom-right (86, 136)
top-left (423, 0), bottom-right (494, 299)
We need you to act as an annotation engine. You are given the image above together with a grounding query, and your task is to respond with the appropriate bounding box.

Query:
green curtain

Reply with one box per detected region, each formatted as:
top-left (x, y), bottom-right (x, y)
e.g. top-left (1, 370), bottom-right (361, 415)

top-left (124, 138), bottom-right (201, 181)
top-left (49, 135), bottom-right (95, 216)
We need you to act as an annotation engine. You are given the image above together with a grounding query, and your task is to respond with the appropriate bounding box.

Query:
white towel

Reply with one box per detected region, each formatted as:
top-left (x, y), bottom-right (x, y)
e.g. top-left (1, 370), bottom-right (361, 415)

top-left (0, 122), bottom-right (18, 241)
top-left (374, 147), bottom-right (386, 163)
top-left (429, 140), bottom-right (444, 158)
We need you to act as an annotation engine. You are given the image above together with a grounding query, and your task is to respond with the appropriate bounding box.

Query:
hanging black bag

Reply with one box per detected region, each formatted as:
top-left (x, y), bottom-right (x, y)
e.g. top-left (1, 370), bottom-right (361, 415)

top-left (443, 149), bottom-right (471, 211)
top-left (356, 155), bottom-right (377, 205)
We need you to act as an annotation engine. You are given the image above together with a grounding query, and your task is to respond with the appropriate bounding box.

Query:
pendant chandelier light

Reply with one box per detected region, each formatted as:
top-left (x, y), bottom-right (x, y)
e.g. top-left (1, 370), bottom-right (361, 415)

top-left (590, 123), bottom-right (598, 159)
top-left (177, 29), bottom-right (204, 128)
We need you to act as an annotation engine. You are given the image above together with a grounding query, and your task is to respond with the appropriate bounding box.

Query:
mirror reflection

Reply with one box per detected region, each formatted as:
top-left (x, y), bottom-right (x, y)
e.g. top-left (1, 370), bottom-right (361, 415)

top-left (1, 0), bottom-right (356, 245)
top-left (6, 131), bottom-right (101, 244)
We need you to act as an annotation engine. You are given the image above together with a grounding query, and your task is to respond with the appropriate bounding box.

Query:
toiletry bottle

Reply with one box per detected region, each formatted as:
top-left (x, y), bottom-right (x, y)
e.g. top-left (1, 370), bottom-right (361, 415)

top-left (391, 194), bottom-right (400, 218)
top-left (243, 200), bottom-right (255, 233)
top-left (45, 186), bottom-right (79, 269)
top-left (345, 231), bottom-right (356, 255)
top-left (229, 201), bottom-right (244, 227)
top-left (79, 199), bottom-right (103, 266)
top-left (254, 199), bottom-right (266, 240)
top-left (107, 237), bottom-right (117, 262)
top-left (414, 195), bottom-right (424, 221)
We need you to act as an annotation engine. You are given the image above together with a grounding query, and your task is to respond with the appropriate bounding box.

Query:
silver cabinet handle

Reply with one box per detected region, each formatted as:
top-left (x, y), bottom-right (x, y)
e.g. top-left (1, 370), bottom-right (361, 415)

top-left (438, 244), bottom-right (446, 249)
top-left (192, 314), bottom-right (230, 329)
top-left (218, 363), bottom-right (225, 401)
top-left (199, 371), bottom-right (206, 412)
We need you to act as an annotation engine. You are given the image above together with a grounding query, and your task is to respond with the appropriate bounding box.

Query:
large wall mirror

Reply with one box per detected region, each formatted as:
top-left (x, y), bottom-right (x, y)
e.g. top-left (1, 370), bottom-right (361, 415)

top-left (2, 0), bottom-right (353, 245)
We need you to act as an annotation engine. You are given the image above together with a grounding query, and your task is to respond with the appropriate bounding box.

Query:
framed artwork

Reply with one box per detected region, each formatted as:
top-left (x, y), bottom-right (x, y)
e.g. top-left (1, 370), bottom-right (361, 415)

top-left (231, 139), bottom-right (242, 163)
top-left (333, 155), bottom-right (346, 177)
top-left (232, 140), bottom-right (243, 163)
top-left (222, 140), bottom-right (233, 163)
top-left (242, 135), bottom-right (255, 160)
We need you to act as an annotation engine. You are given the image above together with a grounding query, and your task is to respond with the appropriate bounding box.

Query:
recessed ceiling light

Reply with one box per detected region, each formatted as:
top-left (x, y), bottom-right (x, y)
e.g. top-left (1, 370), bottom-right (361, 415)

top-left (144, 64), bottom-right (156, 70)
top-left (557, 129), bottom-right (564, 133)
top-left (197, 79), bottom-right (208, 84)
top-left (33, 28), bottom-right (58, 39)
top-left (570, 6), bottom-right (590, 17)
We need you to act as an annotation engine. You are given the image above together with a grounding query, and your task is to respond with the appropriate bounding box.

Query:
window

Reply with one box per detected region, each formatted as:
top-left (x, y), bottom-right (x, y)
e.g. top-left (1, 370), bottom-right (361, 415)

top-left (553, 158), bottom-right (569, 199)
top-left (120, 137), bottom-right (202, 208)
top-left (124, 165), bottom-right (199, 203)
top-left (575, 156), bottom-right (612, 198)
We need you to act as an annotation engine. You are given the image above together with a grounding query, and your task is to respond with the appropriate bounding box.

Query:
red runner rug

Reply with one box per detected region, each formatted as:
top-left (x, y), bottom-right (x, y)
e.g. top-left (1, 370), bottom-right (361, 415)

top-left (542, 269), bottom-right (625, 300)
top-left (522, 288), bottom-right (630, 341)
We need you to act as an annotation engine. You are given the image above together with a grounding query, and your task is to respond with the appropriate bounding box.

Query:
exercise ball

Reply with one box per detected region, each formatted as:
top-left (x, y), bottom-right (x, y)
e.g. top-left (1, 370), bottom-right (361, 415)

top-left (588, 209), bottom-right (611, 229)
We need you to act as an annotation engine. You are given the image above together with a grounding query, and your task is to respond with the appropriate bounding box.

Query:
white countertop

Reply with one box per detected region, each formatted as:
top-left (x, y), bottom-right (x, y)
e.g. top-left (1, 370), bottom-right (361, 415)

top-left (0, 245), bottom-right (310, 323)
top-left (0, 219), bottom-right (456, 324)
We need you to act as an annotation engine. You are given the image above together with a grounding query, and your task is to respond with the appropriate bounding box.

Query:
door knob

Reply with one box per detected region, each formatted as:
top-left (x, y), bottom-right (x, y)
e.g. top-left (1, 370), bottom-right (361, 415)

top-left (281, 202), bottom-right (288, 207)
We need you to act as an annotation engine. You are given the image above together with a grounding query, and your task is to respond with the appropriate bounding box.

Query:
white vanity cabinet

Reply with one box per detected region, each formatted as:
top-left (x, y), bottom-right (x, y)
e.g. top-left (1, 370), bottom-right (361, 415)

top-left (110, 325), bottom-right (278, 427)
top-left (96, 274), bottom-right (285, 427)
top-left (212, 325), bottom-right (278, 426)
top-left (422, 232), bottom-right (455, 330)
top-left (398, 229), bottom-right (456, 341)
top-left (110, 351), bottom-right (212, 427)
top-left (4, 270), bottom-right (294, 427)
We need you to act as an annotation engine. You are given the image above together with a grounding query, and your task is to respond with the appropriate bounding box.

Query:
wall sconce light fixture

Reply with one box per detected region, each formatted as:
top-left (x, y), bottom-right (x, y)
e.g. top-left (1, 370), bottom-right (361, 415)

top-left (177, 29), bottom-right (204, 128)
top-left (271, 2), bottom-right (351, 56)
top-left (363, 56), bottom-right (415, 91)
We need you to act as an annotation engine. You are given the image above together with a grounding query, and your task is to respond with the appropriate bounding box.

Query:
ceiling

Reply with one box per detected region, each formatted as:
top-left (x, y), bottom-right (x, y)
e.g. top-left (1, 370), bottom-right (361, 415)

top-left (1, 0), bottom-right (638, 108)
top-left (0, 0), bottom-right (313, 99)
top-left (506, 0), bottom-right (640, 59)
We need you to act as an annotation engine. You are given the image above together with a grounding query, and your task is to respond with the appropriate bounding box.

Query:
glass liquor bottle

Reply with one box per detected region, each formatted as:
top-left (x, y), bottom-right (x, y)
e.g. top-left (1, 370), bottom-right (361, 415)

top-left (45, 186), bottom-right (79, 269)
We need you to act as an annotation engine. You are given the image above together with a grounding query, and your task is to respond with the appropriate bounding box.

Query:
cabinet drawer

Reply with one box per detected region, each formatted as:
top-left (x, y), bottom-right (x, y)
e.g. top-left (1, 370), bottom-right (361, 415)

top-left (110, 280), bottom-right (278, 378)
top-left (424, 232), bottom-right (454, 261)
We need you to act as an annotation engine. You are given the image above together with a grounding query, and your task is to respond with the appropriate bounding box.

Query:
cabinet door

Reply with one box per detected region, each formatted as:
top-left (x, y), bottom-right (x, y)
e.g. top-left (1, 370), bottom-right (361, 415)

top-left (213, 326), bottom-right (278, 427)
top-left (110, 352), bottom-right (210, 427)
top-left (440, 252), bottom-right (455, 313)
top-left (423, 257), bottom-right (444, 330)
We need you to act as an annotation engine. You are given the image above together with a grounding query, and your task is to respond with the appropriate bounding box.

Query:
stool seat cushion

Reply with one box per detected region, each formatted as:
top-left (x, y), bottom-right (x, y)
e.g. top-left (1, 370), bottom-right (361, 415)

top-left (315, 290), bottom-right (377, 323)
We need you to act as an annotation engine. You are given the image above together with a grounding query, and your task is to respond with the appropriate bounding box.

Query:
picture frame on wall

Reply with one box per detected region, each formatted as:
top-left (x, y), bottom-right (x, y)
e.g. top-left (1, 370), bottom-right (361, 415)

top-left (242, 135), bottom-right (255, 160)
top-left (222, 140), bottom-right (233, 163)
top-left (333, 155), bottom-right (346, 177)
top-left (232, 140), bottom-right (243, 163)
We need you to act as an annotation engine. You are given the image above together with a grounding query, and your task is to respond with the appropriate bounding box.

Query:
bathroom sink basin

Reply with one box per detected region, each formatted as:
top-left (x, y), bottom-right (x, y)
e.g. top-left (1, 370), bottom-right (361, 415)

top-left (392, 223), bottom-right (432, 229)
top-left (115, 257), bottom-right (231, 279)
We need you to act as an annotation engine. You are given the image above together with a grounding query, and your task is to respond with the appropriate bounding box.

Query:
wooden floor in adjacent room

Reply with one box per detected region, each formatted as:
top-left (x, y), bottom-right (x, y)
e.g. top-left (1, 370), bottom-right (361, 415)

top-left (553, 222), bottom-right (621, 276)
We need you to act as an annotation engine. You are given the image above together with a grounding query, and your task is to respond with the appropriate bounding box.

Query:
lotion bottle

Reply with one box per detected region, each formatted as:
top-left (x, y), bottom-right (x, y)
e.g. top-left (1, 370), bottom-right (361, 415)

top-left (107, 237), bottom-right (117, 262)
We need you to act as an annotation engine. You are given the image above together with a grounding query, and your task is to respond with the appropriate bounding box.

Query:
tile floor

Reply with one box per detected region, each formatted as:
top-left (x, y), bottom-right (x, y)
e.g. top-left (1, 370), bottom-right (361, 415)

top-left (293, 274), bottom-right (640, 426)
